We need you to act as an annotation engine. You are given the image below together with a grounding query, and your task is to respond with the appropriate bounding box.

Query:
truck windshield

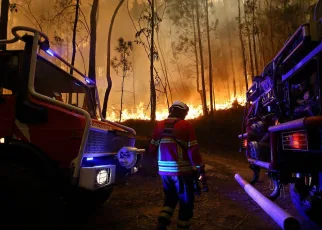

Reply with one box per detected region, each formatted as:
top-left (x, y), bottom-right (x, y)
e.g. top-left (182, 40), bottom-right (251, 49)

top-left (35, 55), bottom-right (97, 118)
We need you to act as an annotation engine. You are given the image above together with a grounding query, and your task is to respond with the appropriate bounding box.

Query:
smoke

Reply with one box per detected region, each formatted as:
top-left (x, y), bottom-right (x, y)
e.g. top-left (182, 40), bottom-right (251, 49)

top-left (7, 0), bottom-right (249, 117)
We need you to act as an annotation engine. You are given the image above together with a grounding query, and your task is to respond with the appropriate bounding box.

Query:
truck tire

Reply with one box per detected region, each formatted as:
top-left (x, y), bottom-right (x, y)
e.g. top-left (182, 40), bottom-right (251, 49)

top-left (0, 161), bottom-right (64, 230)
top-left (290, 183), bottom-right (322, 227)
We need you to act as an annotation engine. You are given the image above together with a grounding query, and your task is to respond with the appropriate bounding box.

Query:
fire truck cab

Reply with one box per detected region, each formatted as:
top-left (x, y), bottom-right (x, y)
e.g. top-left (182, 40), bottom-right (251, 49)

top-left (0, 26), bottom-right (144, 227)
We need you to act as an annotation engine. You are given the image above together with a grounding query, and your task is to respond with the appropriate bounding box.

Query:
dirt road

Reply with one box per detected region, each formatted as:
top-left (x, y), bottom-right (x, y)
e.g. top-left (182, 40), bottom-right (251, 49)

top-left (65, 151), bottom-right (321, 230)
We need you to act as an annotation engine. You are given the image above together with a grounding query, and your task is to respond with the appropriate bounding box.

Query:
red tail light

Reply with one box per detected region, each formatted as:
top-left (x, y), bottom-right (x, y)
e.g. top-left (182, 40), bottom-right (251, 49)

top-left (282, 130), bottom-right (308, 151)
top-left (240, 139), bottom-right (247, 149)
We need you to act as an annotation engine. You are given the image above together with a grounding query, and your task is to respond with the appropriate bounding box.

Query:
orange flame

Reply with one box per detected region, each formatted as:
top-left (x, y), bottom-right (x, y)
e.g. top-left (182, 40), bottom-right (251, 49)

top-left (105, 95), bottom-right (246, 122)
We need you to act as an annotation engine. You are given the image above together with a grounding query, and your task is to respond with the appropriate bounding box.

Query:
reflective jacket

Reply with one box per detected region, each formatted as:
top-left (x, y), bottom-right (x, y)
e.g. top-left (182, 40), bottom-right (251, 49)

top-left (149, 117), bottom-right (202, 176)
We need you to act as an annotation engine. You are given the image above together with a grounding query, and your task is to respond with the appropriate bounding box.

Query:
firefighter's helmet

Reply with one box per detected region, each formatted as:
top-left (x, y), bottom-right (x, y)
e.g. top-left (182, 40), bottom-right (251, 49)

top-left (169, 101), bottom-right (189, 114)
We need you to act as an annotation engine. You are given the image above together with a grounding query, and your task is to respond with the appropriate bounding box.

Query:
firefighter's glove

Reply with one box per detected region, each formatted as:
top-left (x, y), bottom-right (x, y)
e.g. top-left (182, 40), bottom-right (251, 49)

top-left (197, 165), bottom-right (209, 192)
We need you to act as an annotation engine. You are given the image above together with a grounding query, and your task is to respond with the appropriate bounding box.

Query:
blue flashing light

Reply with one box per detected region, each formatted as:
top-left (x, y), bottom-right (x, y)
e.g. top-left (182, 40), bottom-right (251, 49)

top-left (85, 78), bottom-right (92, 84)
top-left (87, 157), bottom-right (94, 161)
top-left (46, 49), bottom-right (54, 56)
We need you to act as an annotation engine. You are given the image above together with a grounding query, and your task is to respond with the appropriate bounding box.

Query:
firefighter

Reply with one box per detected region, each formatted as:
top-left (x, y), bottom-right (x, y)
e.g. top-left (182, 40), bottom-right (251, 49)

top-left (149, 101), bottom-right (207, 230)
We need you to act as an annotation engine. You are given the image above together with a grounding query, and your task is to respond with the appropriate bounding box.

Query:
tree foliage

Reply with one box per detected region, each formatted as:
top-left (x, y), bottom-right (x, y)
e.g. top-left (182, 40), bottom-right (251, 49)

top-left (111, 37), bottom-right (133, 76)
top-left (111, 37), bottom-right (133, 122)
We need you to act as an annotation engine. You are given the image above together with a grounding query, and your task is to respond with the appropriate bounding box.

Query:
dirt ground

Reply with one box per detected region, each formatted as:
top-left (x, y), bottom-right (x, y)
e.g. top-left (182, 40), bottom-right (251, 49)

top-left (65, 150), bottom-right (321, 230)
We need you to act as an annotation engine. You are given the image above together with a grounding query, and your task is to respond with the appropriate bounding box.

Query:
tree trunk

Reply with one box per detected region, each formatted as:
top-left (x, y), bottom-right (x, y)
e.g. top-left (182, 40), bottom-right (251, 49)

top-left (102, 0), bottom-right (125, 119)
top-left (0, 0), bottom-right (9, 51)
top-left (219, 37), bottom-right (230, 100)
top-left (120, 55), bottom-right (126, 122)
top-left (238, 0), bottom-right (248, 91)
top-left (257, 0), bottom-right (267, 68)
top-left (257, 32), bottom-right (266, 69)
top-left (192, 9), bottom-right (204, 108)
top-left (70, 0), bottom-right (80, 75)
top-left (244, 7), bottom-right (254, 79)
top-left (268, 0), bottom-right (275, 56)
top-left (195, 0), bottom-right (207, 116)
top-left (283, 0), bottom-right (291, 37)
top-left (88, 0), bottom-right (99, 113)
top-left (252, 0), bottom-right (259, 75)
top-left (223, 1), bottom-right (236, 98)
top-left (300, 0), bottom-right (305, 22)
top-left (89, 0), bottom-right (98, 82)
top-left (156, 31), bottom-right (172, 105)
top-left (150, 0), bottom-right (156, 121)
top-left (132, 45), bottom-right (136, 108)
top-left (239, 79), bottom-right (244, 95)
top-left (204, 0), bottom-right (214, 113)
top-left (69, 0), bottom-right (80, 104)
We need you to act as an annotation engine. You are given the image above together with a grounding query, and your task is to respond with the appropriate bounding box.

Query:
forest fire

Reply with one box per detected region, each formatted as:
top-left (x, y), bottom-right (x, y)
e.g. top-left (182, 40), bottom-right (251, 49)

top-left (105, 95), bottom-right (246, 122)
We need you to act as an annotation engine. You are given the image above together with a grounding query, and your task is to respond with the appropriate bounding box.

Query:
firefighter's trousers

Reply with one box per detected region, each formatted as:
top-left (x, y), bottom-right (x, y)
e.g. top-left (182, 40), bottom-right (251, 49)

top-left (158, 175), bottom-right (195, 229)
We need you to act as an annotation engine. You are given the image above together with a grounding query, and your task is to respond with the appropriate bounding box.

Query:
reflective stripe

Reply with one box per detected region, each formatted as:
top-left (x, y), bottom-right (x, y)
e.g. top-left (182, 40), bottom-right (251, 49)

top-left (159, 212), bottom-right (172, 220)
top-left (158, 161), bottom-right (190, 166)
top-left (160, 138), bottom-right (188, 148)
top-left (158, 146), bottom-right (161, 161)
top-left (151, 139), bottom-right (160, 146)
top-left (160, 139), bottom-right (176, 144)
top-left (162, 206), bottom-right (174, 214)
top-left (188, 140), bottom-right (198, 147)
top-left (159, 166), bottom-right (192, 172)
top-left (177, 220), bottom-right (192, 227)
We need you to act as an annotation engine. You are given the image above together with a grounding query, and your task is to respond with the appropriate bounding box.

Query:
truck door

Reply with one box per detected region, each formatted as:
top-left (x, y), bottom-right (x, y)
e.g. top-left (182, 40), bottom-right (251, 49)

top-left (0, 52), bottom-right (19, 139)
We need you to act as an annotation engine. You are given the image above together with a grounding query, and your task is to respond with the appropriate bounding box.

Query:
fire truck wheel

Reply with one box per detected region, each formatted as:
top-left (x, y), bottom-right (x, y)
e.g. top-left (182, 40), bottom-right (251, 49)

top-left (290, 183), bottom-right (322, 227)
top-left (0, 161), bottom-right (64, 230)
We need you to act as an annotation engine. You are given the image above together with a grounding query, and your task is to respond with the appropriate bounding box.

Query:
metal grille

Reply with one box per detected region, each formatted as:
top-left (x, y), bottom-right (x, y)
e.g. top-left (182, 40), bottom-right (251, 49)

top-left (84, 129), bottom-right (134, 154)
top-left (282, 130), bottom-right (308, 151)
top-left (85, 130), bottom-right (109, 153)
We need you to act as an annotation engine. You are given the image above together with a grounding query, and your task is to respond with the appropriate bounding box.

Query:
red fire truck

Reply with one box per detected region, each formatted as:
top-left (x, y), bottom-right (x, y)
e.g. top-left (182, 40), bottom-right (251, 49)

top-left (236, 2), bottom-right (322, 229)
top-left (0, 26), bottom-right (144, 228)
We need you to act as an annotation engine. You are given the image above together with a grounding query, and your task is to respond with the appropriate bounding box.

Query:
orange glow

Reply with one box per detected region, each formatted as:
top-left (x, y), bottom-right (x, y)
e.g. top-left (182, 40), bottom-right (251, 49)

top-left (105, 95), bottom-right (246, 122)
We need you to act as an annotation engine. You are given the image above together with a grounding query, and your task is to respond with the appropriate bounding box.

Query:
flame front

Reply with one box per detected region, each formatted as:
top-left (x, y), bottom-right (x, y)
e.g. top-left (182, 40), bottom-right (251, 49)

top-left (105, 95), bottom-right (246, 122)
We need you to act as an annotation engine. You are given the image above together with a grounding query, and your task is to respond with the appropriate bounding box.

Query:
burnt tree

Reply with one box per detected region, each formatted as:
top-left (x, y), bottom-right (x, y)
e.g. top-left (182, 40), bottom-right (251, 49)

top-left (0, 0), bottom-right (9, 51)
top-left (102, 0), bottom-right (125, 119)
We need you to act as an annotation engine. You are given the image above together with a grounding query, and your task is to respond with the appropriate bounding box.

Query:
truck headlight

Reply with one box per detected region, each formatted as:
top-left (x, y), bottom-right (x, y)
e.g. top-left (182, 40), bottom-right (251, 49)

top-left (117, 147), bottom-right (138, 169)
top-left (97, 169), bottom-right (108, 185)
top-left (79, 165), bottom-right (116, 190)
